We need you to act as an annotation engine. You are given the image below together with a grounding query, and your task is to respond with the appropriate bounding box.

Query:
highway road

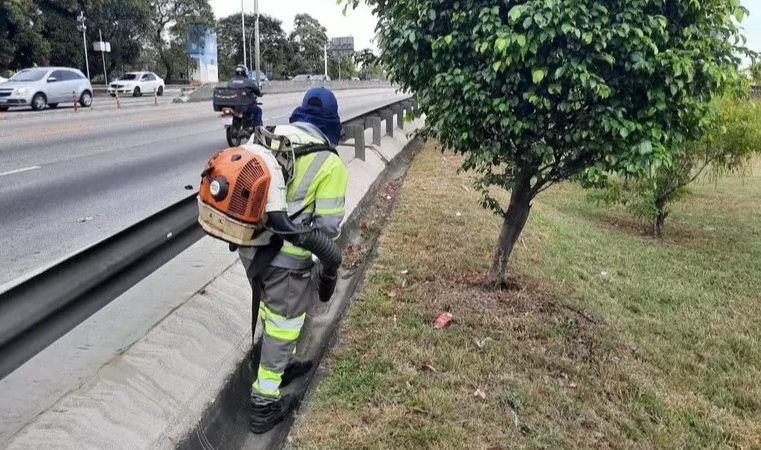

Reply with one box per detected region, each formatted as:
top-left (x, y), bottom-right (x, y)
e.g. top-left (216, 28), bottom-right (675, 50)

top-left (0, 87), bottom-right (405, 287)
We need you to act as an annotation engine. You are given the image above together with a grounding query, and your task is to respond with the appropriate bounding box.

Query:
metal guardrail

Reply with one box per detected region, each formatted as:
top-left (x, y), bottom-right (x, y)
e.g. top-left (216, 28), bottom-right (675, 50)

top-left (0, 97), bottom-right (416, 380)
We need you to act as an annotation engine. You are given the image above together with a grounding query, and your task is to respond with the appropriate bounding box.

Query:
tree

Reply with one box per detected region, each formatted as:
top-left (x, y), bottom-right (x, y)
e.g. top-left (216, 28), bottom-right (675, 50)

top-left (354, 47), bottom-right (383, 80)
top-left (750, 61), bottom-right (761, 85)
top-left (0, 0), bottom-right (51, 70)
top-left (288, 13), bottom-right (327, 74)
top-left (587, 97), bottom-right (761, 236)
top-left (354, 47), bottom-right (377, 68)
top-left (148, 0), bottom-right (213, 81)
top-left (328, 54), bottom-right (356, 80)
top-left (86, 0), bottom-right (151, 76)
top-left (216, 13), bottom-right (289, 79)
top-left (342, 0), bottom-right (750, 285)
top-left (37, 0), bottom-right (85, 69)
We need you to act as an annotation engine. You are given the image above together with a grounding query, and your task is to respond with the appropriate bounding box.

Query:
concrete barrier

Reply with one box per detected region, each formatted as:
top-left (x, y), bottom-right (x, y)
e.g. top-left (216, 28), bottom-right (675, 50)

top-left (174, 80), bottom-right (394, 104)
top-left (4, 118), bottom-right (422, 449)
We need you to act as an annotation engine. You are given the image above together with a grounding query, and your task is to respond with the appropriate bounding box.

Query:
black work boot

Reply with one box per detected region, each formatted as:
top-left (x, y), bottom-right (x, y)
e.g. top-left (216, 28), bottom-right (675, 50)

top-left (249, 393), bottom-right (296, 434)
top-left (280, 359), bottom-right (314, 388)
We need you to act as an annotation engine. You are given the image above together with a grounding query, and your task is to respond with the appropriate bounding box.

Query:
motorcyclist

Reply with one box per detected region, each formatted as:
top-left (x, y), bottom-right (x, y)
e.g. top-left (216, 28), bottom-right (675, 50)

top-left (228, 64), bottom-right (263, 127)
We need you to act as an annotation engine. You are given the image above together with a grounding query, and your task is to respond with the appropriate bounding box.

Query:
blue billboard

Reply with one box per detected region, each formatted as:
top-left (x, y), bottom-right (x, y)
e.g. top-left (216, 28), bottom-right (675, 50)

top-left (187, 27), bottom-right (218, 82)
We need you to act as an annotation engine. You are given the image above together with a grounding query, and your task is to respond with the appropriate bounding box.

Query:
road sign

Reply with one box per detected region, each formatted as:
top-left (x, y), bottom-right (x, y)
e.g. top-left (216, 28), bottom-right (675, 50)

top-left (93, 41), bottom-right (111, 53)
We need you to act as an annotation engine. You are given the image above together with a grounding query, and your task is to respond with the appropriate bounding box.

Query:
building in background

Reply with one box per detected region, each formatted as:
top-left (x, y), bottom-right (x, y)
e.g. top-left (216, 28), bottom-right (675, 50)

top-left (187, 28), bottom-right (219, 84)
top-left (329, 36), bottom-right (355, 58)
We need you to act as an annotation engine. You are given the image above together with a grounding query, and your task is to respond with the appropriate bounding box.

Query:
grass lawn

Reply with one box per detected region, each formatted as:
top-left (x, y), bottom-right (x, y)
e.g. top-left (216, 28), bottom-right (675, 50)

top-left (291, 140), bottom-right (761, 449)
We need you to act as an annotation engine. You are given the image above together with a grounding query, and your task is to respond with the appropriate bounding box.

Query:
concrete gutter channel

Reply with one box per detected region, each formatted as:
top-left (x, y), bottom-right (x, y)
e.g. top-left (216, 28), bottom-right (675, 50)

top-left (2, 119), bottom-right (422, 450)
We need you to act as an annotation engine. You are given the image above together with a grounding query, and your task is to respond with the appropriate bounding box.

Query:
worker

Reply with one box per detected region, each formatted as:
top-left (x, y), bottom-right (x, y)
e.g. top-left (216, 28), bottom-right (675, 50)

top-left (238, 87), bottom-right (347, 434)
top-left (227, 64), bottom-right (263, 126)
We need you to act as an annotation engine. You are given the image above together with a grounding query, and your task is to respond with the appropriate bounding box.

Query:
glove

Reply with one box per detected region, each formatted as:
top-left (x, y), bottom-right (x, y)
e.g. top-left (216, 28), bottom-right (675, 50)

top-left (317, 266), bottom-right (338, 303)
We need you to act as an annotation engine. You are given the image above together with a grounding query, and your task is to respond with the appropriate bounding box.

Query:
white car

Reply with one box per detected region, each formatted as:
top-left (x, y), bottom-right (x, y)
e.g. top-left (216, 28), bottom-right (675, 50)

top-left (0, 76), bottom-right (7, 84)
top-left (108, 71), bottom-right (165, 97)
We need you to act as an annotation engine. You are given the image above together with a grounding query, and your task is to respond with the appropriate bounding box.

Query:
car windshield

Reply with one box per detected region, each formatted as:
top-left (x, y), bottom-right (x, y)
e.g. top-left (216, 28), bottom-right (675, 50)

top-left (119, 74), bottom-right (139, 80)
top-left (10, 69), bottom-right (48, 82)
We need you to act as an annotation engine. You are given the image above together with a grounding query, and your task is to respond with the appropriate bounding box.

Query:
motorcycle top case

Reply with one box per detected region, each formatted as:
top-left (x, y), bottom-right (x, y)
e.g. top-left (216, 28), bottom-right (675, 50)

top-left (213, 87), bottom-right (258, 113)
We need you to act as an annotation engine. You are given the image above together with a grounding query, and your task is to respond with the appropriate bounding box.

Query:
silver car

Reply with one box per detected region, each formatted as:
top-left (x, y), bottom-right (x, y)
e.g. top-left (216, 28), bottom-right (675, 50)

top-left (0, 67), bottom-right (93, 111)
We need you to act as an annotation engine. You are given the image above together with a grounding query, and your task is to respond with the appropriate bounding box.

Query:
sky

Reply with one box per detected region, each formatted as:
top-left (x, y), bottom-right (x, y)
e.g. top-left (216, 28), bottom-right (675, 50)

top-left (210, 1), bottom-right (761, 56)
top-left (740, 0), bottom-right (761, 58)
top-left (210, 0), bottom-right (379, 51)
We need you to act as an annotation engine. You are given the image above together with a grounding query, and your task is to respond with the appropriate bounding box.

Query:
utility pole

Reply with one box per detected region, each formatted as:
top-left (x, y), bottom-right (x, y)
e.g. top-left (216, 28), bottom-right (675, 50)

top-left (254, 0), bottom-right (261, 84)
top-left (241, 0), bottom-right (248, 69)
top-left (77, 12), bottom-right (90, 80)
top-left (324, 44), bottom-right (328, 79)
top-left (99, 29), bottom-right (108, 85)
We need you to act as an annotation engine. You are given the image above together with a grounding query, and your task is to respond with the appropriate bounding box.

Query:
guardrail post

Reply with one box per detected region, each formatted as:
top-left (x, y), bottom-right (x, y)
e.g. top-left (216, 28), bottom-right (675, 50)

top-left (393, 105), bottom-right (404, 129)
top-left (154, 88), bottom-right (158, 106)
top-left (381, 108), bottom-right (394, 138)
top-left (365, 116), bottom-right (382, 146)
top-left (344, 121), bottom-right (366, 161)
top-left (72, 91), bottom-right (78, 112)
top-left (403, 100), bottom-right (414, 115)
top-left (115, 90), bottom-right (121, 109)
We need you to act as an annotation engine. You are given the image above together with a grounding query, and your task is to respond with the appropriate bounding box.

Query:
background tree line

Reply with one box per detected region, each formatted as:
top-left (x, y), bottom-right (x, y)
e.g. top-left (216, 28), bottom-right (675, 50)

top-left (0, 1), bottom-right (382, 82)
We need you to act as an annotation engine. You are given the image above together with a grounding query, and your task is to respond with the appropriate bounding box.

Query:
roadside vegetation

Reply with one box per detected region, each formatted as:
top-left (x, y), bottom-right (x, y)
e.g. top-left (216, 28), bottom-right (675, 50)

top-left (291, 141), bottom-right (761, 449)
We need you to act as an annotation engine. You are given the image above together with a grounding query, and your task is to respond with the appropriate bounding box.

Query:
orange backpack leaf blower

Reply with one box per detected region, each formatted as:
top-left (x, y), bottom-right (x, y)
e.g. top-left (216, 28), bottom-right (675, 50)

top-left (197, 128), bottom-right (342, 270)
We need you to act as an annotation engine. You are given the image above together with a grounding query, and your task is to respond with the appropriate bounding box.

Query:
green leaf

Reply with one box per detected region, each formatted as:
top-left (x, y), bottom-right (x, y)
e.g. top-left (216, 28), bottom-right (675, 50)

top-left (508, 5), bottom-right (526, 24)
top-left (429, 9), bottom-right (437, 21)
top-left (515, 34), bottom-right (527, 48)
top-left (444, 34), bottom-right (453, 45)
top-left (492, 61), bottom-right (502, 72)
top-left (496, 38), bottom-right (508, 52)
top-left (532, 68), bottom-right (546, 84)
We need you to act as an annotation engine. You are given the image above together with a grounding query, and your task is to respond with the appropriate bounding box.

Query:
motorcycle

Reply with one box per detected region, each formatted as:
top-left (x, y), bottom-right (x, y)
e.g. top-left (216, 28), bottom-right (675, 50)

top-left (219, 102), bottom-right (263, 147)
top-left (213, 87), bottom-right (263, 147)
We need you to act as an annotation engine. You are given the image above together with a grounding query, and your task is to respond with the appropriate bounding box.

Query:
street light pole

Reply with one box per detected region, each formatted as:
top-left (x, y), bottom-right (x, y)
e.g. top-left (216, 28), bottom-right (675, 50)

top-left (99, 29), bottom-right (108, 86)
top-left (324, 44), bottom-right (328, 79)
top-left (241, 0), bottom-right (248, 69)
top-left (77, 12), bottom-right (90, 80)
top-left (254, 0), bottom-right (261, 84)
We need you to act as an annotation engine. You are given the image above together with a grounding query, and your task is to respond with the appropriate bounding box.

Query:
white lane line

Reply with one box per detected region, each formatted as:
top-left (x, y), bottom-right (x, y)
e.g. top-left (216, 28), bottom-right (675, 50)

top-left (0, 166), bottom-right (42, 177)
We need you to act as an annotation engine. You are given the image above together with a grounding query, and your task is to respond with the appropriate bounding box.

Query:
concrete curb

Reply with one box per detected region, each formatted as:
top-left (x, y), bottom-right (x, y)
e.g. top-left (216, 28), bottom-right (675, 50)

top-left (3, 119), bottom-right (422, 450)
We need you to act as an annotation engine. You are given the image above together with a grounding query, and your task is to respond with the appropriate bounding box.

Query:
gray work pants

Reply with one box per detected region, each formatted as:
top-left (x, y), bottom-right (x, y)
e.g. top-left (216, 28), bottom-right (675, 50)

top-left (246, 262), bottom-right (314, 398)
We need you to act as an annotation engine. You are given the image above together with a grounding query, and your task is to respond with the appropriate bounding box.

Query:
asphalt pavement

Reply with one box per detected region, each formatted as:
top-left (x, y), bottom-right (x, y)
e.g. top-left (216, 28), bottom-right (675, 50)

top-left (0, 87), bottom-right (405, 287)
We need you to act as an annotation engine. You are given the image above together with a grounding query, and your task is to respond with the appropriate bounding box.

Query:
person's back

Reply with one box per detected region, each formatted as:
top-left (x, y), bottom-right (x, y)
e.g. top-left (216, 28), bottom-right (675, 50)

top-left (227, 74), bottom-right (260, 94)
top-left (227, 65), bottom-right (262, 126)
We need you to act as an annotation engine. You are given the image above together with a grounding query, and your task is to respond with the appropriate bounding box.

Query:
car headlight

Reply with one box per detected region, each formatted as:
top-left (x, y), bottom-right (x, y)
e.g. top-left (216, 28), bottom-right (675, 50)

top-left (14, 87), bottom-right (28, 95)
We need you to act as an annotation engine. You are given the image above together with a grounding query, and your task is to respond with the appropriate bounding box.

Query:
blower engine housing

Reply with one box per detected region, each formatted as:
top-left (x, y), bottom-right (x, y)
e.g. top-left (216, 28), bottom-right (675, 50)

top-left (198, 143), bottom-right (288, 246)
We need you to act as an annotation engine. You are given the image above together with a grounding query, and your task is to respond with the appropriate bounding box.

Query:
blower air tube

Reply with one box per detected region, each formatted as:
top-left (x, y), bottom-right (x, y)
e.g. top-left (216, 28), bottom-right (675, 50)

top-left (267, 212), bottom-right (342, 269)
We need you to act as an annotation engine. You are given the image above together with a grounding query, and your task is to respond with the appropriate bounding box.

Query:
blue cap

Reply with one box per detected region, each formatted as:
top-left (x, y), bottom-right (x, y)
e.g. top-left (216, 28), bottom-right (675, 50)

top-left (290, 88), bottom-right (342, 145)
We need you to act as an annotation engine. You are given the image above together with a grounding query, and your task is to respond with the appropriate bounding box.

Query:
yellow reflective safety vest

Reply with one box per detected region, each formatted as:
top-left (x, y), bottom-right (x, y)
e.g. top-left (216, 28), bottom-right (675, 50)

top-left (267, 123), bottom-right (348, 269)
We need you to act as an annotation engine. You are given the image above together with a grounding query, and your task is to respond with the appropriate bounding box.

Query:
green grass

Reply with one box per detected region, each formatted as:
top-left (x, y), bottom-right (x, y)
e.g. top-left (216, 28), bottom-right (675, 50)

top-left (291, 142), bottom-right (761, 449)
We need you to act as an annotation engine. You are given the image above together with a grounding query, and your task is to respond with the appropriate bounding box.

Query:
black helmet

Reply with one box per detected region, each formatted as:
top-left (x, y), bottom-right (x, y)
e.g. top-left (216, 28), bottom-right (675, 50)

top-left (234, 65), bottom-right (248, 77)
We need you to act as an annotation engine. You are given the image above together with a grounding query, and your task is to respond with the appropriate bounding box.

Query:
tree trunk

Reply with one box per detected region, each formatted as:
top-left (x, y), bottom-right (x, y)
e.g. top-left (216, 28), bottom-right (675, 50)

top-left (485, 172), bottom-right (534, 287)
top-left (654, 198), bottom-right (667, 238)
